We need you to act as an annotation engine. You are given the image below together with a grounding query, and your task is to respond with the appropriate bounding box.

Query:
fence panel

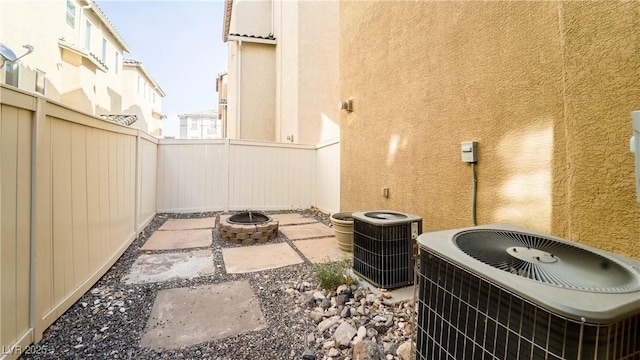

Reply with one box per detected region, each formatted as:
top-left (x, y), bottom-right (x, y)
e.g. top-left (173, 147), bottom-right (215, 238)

top-left (34, 103), bottom-right (139, 338)
top-left (156, 140), bottom-right (228, 212)
top-left (0, 100), bottom-right (34, 359)
top-left (138, 133), bottom-right (158, 230)
top-left (227, 140), bottom-right (316, 210)
top-left (316, 139), bottom-right (340, 214)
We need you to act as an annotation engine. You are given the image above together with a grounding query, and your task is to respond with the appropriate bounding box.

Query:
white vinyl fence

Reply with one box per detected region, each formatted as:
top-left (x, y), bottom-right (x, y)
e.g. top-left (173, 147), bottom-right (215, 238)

top-left (156, 138), bottom-right (340, 214)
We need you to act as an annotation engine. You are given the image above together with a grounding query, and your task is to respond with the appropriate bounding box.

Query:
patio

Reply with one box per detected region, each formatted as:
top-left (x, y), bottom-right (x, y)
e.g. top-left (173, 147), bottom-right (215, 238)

top-left (17, 210), bottom-right (414, 359)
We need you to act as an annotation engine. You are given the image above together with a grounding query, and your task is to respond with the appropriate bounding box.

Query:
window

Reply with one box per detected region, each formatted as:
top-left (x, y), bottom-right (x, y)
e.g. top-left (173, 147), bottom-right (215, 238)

top-left (207, 127), bottom-right (215, 135)
top-left (4, 62), bottom-right (19, 87)
top-left (191, 119), bottom-right (198, 130)
top-left (114, 52), bottom-right (119, 74)
top-left (35, 69), bottom-right (47, 95)
top-left (84, 20), bottom-right (92, 50)
top-left (152, 92), bottom-right (156, 103)
top-left (137, 76), bottom-right (140, 93)
top-left (101, 38), bottom-right (107, 63)
top-left (66, 0), bottom-right (75, 28)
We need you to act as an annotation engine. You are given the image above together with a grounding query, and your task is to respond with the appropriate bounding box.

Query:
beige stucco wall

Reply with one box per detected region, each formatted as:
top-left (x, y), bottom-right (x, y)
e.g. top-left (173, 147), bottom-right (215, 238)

top-left (0, 1), bottom-right (66, 99)
top-left (0, 0), bottom-right (126, 115)
top-left (340, 1), bottom-right (639, 258)
top-left (226, 40), bottom-right (276, 141)
top-left (121, 65), bottom-right (163, 136)
top-left (230, 0), bottom-right (272, 37)
top-left (274, 0), bottom-right (340, 144)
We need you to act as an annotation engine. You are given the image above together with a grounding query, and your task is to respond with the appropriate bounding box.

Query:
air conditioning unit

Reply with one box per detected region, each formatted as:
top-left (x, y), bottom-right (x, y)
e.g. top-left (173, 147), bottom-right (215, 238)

top-left (416, 224), bottom-right (640, 360)
top-left (352, 210), bottom-right (422, 289)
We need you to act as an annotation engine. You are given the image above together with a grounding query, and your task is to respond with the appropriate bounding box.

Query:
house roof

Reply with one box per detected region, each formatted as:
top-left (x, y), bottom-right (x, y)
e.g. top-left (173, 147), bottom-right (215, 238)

top-left (123, 59), bottom-right (166, 97)
top-left (100, 114), bottom-right (138, 126)
top-left (178, 109), bottom-right (218, 119)
top-left (223, 0), bottom-right (233, 42)
top-left (227, 33), bottom-right (276, 45)
top-left (82, 0), bottom-right (131, 53)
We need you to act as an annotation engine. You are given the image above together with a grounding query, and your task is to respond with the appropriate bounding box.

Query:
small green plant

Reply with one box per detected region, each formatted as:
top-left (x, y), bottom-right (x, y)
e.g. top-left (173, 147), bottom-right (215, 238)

top-left (312, 256), bottom-right (353, 291)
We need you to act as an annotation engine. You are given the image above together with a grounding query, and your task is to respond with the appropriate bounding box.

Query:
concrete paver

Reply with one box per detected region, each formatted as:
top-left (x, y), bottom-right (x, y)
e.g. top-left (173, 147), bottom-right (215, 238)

top-left (222, 242), bottom-right (304, 273)
top-left (159, 217), bottom-right (216, 231)
top-left (140, 281), bottom-right (265, 350)
top-left (279, 222), bottom-right (334, 240)
top-left (141, 229), bottom-right (212, 250)
top-left (122, 250), bottom-right (214, 284)
top-left (293, 237), bottom-right (350, 264)
top-left (271, 213), bottom-right (317, 226)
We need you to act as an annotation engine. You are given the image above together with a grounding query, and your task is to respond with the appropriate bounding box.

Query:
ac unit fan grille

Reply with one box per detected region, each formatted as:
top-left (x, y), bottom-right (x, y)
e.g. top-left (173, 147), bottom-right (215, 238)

top-left (416, 250), bottom-right (640, 360)
top-left (453, 230), bottom-right (640, 293)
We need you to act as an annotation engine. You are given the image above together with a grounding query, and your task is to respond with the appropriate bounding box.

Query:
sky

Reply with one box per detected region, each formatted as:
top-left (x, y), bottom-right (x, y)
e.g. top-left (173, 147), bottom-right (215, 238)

top-left (96, 0), bottom-right (228, 137)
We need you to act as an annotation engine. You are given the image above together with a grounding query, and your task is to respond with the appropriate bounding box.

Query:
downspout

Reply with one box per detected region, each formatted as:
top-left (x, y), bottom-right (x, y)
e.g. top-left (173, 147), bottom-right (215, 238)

top-left (236, 40), bottom-right (242, 139)
top-left (78, 1), bottom-right (92, 48)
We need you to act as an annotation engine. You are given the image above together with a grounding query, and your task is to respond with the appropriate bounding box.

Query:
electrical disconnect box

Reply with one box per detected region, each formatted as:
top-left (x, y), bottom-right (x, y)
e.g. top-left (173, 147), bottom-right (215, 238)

top-left (632, 111), bottom-right (640, 202)
top-left (461, 141), bottom-right (478, 163)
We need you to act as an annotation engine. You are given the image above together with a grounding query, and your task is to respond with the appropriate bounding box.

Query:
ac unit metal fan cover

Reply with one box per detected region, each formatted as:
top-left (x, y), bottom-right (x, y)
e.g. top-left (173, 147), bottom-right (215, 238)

top-left (417, 224), bottom-right (640, 322)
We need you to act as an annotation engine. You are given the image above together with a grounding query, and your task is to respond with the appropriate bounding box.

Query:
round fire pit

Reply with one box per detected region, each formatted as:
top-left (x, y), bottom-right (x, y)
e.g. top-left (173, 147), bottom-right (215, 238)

top-left (219, 211), bottom-right (279, 245)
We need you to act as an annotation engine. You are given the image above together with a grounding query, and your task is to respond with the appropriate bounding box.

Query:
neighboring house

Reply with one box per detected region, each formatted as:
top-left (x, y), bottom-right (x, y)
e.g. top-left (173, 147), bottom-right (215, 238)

top-left (339, 2), bottom-right (639, 259)
top-left (0, 0), bottom-right (129, 115)
top-left (0, 0), bottom-right (164, 134)
top-left (216, 71), bottom-right (228, 138)
top-left (122, 59), bottom-right (166, 136)
top-left (179, 109), bottom-right (221, 139)
top-left (222, 0), bottom-right (340, 144)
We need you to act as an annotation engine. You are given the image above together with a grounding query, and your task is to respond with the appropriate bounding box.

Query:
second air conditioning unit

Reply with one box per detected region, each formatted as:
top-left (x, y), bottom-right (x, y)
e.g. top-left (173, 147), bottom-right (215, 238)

top-left (416, 224), bottom-right (640, 360)
top-left (352, 210), bottom-right (422, 289)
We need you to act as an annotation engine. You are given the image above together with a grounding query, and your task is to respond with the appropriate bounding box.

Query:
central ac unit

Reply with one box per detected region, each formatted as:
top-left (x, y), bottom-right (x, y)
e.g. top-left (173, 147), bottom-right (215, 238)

top-left (416, 224), bottom-right (640, 360)
top-left (352, 210), bottom-right (422, 289)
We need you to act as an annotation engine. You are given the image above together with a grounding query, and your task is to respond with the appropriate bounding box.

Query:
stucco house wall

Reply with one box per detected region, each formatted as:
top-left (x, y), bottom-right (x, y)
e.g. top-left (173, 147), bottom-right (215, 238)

top-left (224, 0), bottom-right (340, 144)
top-left (122, 59), bottom-right (165, 136)
top-left (339, 1), bottom-right (639, 258)
top-left (274, 0), bottom-right (340, 144)
top-left (0, 0), bottom-right (129, 115)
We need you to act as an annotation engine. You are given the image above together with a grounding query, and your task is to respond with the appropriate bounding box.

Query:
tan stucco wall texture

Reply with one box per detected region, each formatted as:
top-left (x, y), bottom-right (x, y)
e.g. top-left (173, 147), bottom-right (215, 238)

top-left (340, 2), bottom-right (639, 258)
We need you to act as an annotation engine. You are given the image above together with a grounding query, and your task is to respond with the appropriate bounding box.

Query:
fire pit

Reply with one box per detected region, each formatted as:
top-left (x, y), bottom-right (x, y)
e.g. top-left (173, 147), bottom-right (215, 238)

top-left (219, 211), bottom-right (279, 245)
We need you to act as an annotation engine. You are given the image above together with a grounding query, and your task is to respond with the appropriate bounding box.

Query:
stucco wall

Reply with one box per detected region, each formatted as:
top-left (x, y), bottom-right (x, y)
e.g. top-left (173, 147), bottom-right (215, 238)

top-left (340, 1), bottom-right (639, 258)
top-left (240, 42), bottom-right (276, 141)
top-left (274, 0), bottom-right (340, 144)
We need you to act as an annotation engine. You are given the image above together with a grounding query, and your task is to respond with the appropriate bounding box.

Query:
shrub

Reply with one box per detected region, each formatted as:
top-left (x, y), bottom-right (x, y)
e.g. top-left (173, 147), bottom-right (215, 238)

top-left (313, 256), bottom-right (353, 291)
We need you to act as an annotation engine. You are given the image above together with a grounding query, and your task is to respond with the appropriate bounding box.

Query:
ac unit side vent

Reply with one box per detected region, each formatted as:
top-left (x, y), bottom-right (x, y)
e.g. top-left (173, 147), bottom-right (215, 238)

top-left (416, 250), bottom-right (640, 360)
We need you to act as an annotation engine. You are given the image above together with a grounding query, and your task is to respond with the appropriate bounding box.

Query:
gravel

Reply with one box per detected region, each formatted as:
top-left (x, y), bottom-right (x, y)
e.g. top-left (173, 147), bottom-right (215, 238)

top-left (22, 208), bottom-right (415, 360)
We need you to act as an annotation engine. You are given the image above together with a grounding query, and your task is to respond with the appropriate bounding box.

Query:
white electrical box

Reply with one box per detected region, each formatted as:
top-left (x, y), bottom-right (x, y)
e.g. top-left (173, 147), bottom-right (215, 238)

top-left (461, 141), bottom-right (478, 163)
top-left (632, 111), bottom-right (640, 202)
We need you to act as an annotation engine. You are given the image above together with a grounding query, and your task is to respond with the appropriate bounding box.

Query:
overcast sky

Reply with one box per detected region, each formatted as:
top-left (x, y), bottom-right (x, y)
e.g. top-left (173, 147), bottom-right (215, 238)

top-left (97, 0), bottom-right (228, 136)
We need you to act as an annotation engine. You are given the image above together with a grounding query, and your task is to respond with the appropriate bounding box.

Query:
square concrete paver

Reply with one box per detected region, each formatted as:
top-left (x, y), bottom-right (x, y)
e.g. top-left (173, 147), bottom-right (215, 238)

top-left (122, 250), bottom-right (214, 284)
top-left (141, 229), bottom-right (212, 250)
top-left (271, 213), bottom-right (317, 226)
top-left (293, 237), bottom-right (350, 264)
top-left (279, 222), bottom-right (335, 240)
top-left (222, 242), bottom-right (303, 273)
top-left (159, 217), bottom-right (216, 231)
top-left (140, 281), bottom-right (266, 350)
